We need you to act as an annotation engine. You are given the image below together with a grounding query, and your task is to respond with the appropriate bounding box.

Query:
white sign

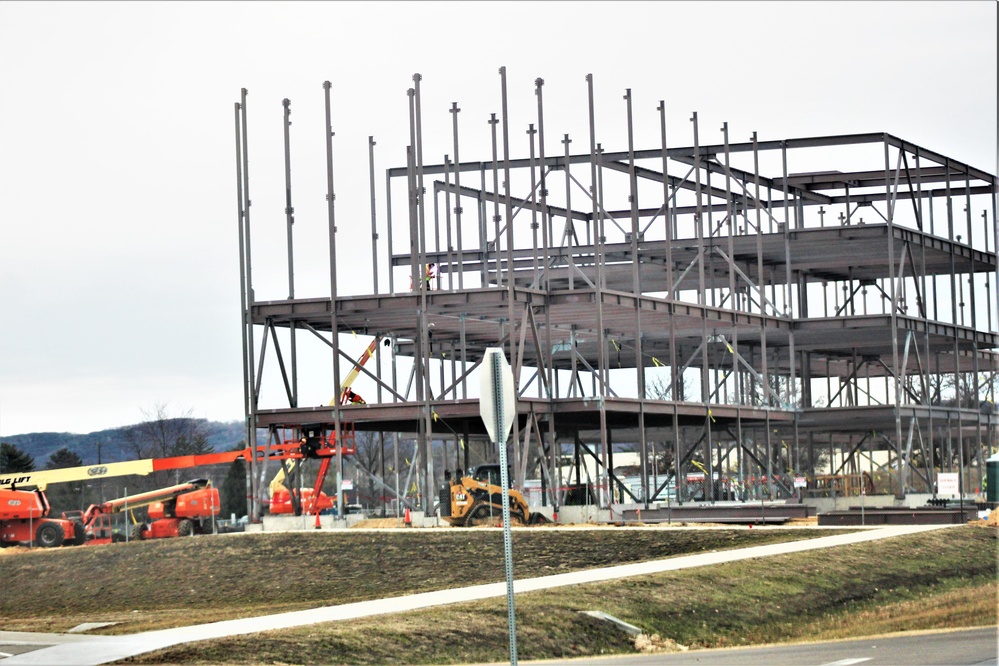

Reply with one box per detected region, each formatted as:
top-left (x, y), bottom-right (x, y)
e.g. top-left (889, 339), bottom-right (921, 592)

top-left (937, 472), bottom-right (959, 497)
top-left (342, 479), bottom-right (354, 490)
top-left (794, 476), bottom-right (807, 488)
top-left (479, 348), bottom-right (516, 443)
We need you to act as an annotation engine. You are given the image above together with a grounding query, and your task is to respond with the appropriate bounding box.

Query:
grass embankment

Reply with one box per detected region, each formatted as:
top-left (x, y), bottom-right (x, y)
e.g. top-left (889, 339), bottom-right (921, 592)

top-left (0, 526), bottom-right (841, 634)
top-left (119, 525), bottom-right (997, 665)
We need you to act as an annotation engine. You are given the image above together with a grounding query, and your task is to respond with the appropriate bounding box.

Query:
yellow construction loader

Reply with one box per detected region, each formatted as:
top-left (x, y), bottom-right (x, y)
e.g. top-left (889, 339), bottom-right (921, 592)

top-left (438, 465), bottom-right (549, 526)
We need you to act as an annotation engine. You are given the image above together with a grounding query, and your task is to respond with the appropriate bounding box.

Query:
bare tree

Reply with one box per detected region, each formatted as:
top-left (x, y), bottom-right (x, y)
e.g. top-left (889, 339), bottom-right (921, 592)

top-left (351, 432), bottom-right (382, 512)
top-left (121, 403), bottom-right (213, 489)
top-left (645, 370), bottom-right (690, 401)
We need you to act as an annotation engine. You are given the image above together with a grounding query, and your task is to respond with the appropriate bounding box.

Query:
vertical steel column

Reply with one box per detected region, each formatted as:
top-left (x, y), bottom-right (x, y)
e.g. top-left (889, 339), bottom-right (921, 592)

top-left (992, 175), bottom-right (999, 346)
top-left (691, 112), bottom-right (713, 500)
top-left (369, 136), bottom-right (379, 294)
top-left (534, 78), bottom-right (558, 511)
top-left (233, 98), bottom-right (255, 521)
top-left (721, 123), bottom-right (744, 496)
top-left (500, 67), bottom-right (516, 289)
top-left (450, 103), bottom-right (465, 290)
top-left (916, 148), bottom-right (936, 486)
top-left (443, 158), bottom-right (454, 290)
top-left (722, 122), bottom-right (738, 400)
top-left (990, 176), bottom-right (999, 491)
top-left (584, 77), bottom-right (609, 509)
top-left (765, 411), bottom-right (774, 498)
top-left (941, 156), bottom-right (961, 495)
top-left (379, 431), bottom-right (387, 516)
top-left (884, 137), bottom-right (904, 496)
top-left (489, 113), bottom-right (501, 283)
top-left (282, 98), bottom-right (298, 408)
top-left (479, 167), bottom-right (488, 287)
top-left (386, 167), bottom-right (395, 294)
top-left (672, 377), bottom-right (682, 504)
top-left (624, 88), bottom-right (649, 508)
top-left (536, 80), bottom-right (552, 294)
top-left (659, 103), bottom-right (682, 501)
top-left (984, 210), bottom-right (994, 331)
top-left (964, 178), bottom-right (985, 491)
top-left (239, 88), bottom-right (261, 520)
top-left (657, 101), bottom-right (678, 387)
top-left (433, 182), bottom-right (442, 279)
top-left (369, 137), bottom-right (385, 404)
top-left (780, 141), bottom-right (800, 478)
top-left (691, 113), bottom-right (709, 394)
top-left (413, 73), bottom-right (436, 513)
top-left (527, 124), bottom-right (540, 290)
top-left (562, 133), bottom-right (574, 290)
top-left (587, 75), bottom-right (608, 398)
top-left (499, 67), bottom-right (521, 487)
top-left (323, 81), bottom-right (345, 519)
top-left (393, 431), bottom-right (400, 517)
top-left (407, 105), bottom-right (419, 289)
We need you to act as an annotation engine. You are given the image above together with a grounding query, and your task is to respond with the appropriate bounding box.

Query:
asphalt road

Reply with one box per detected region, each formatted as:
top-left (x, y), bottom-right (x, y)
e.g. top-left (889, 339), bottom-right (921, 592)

top-left (526, 626), bottom-right (998, 666)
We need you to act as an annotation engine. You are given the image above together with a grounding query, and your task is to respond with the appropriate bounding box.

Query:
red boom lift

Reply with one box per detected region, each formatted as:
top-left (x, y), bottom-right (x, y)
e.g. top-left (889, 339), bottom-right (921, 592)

top-left (68, 479), bottom-right (220, 545)
top-left (2, 430), bottom-right (356, 548)
top-left (1, 486), bottom-right (85, 548)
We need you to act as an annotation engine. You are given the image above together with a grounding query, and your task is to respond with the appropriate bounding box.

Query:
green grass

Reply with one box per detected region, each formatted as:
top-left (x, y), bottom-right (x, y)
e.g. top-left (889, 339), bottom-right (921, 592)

top-left (0, 525), bottom-right (846, 634)
top-left (118, 525), bottom-right (997, 665)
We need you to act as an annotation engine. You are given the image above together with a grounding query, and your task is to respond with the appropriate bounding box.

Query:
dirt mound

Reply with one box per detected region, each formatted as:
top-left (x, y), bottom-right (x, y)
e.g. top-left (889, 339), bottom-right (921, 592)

top-left (350, 518), bottom-right (406, 529)
top-left (0, 546), bottom-right (31, 556)
top-left (968, 508), bottom-right (999, 527)
top-left (787, 516), bottom-right (819, 525)
top-left (634, 633), bottom-right (688, 653)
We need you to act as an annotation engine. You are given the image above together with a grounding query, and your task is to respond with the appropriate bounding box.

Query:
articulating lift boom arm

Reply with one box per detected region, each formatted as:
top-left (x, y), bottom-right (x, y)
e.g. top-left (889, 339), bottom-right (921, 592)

top-left (0, 440), bottom-right (353, 493)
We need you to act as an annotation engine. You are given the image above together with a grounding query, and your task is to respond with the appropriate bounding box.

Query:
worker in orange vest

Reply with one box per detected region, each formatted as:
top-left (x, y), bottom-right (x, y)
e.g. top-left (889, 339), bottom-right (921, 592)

top-left (342, 388), bottom-right (366, 405)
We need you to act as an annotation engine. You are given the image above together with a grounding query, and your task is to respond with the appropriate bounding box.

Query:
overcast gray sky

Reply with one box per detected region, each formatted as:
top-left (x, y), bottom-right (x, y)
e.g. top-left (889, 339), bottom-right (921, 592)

top-left (0, 1), bottom-right (996, 436)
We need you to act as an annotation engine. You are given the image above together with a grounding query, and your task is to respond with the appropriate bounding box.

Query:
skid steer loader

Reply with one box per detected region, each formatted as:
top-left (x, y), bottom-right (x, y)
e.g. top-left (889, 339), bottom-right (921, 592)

top-left (439, 464), bottom-right (549, 527)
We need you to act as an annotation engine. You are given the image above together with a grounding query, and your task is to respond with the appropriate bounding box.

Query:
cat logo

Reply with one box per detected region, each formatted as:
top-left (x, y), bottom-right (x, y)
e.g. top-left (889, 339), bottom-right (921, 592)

top-left (87, 466), bottom-right (109, 477)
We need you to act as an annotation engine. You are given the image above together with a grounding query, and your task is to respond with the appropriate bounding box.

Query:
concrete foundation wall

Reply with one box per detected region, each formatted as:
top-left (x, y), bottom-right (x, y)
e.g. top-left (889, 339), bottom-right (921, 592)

top-left (805, 493), bottom-right (934, 514)
top-left (555, 505), bottom-right (612, 524)
top-left (251, 512), bottom-right (369, 532)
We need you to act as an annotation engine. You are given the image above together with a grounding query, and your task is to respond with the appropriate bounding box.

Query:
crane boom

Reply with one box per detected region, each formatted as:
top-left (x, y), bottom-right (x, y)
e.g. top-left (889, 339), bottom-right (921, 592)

top-left (0, 440), bottom-right (352, 492)
top-left (328, 336), bottom-right (380, 406)
top-left (92, 479), bottom-right (210, 514)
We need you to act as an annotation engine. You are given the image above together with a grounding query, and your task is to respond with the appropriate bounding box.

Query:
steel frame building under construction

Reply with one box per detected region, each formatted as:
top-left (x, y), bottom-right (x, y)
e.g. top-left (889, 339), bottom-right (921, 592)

top-left (233, 72), bottom-right (998, 520)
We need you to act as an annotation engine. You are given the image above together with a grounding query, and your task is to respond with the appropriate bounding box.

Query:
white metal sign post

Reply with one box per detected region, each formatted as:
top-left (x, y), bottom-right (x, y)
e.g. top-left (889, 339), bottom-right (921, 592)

top-left (479, 347), bottom-right (518, 665)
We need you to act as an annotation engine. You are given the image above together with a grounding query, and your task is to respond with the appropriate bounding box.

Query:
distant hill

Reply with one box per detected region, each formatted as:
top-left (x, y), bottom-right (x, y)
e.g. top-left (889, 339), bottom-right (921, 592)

top-left (1, 420), bottom-right (248, 467)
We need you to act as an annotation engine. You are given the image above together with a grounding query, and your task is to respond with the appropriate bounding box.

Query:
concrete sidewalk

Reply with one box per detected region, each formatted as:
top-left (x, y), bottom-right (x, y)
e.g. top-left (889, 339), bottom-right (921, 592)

top-left (0, 524), bottom-right (951, 665)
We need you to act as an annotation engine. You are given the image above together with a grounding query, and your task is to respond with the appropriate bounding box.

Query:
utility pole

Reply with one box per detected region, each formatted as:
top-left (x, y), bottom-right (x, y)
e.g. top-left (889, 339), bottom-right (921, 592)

top-left (96, 441), bottom-right (104, 504)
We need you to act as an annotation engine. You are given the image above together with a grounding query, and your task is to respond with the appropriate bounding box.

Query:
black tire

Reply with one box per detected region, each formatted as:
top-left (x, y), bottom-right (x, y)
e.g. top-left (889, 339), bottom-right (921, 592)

top-left (129, 523), bottom-right (148, 541)
top-left (36, 522), bottom-right (64, 548)
top-left (177, 519), bottom-right (194, 537)
top-left (71, 520), bottom-right (86, 546)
